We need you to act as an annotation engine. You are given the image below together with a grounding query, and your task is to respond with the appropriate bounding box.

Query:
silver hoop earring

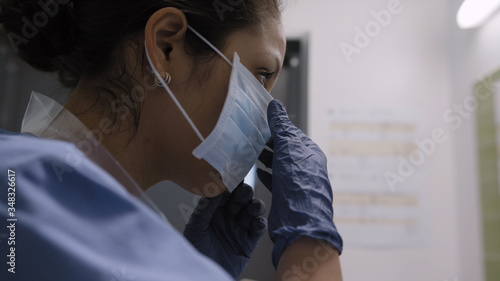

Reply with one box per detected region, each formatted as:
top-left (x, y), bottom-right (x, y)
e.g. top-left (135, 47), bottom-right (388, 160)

top-left (155, 72), bottom-right (172, 87)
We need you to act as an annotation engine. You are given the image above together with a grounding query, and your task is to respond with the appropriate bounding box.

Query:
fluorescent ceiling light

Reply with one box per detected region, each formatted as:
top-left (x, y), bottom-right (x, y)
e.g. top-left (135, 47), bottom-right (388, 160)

top-left (457, 0), bottom-right (500, 29)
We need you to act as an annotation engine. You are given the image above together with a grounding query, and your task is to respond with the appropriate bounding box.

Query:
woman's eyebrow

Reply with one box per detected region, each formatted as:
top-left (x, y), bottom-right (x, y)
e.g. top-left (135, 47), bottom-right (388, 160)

top-left (252, 49), bottom-right (283, 73)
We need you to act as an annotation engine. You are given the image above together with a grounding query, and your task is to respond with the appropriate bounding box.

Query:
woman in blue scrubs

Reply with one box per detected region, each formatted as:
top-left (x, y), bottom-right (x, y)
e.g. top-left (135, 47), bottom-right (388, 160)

top-left (0, 0), bottom-right (343, 280)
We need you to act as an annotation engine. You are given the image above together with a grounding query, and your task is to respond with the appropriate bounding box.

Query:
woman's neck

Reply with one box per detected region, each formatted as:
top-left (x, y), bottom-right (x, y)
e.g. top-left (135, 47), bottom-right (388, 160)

top-left (64, 85), bottom-right (160, 191)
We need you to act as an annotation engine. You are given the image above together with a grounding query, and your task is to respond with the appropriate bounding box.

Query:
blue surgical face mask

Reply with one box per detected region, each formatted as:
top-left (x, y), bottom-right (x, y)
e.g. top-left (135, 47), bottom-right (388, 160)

top-left (145, 26), bottom-right (273, 192)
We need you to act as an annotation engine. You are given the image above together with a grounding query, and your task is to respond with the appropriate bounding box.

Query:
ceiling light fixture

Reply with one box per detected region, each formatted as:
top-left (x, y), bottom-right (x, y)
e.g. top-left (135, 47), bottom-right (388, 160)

top-left (457, 0), bottom-right (500, 29)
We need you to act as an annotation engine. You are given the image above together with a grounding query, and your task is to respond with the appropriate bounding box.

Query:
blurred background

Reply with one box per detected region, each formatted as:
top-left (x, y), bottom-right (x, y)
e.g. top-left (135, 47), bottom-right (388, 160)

top-left (1, 0), bottom-right (500, 280)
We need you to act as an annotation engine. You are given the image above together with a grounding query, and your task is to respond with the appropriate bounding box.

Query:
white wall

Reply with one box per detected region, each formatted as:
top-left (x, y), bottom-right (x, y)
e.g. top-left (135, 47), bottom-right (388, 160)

top-left (282, 0), bottom-right (482, 280)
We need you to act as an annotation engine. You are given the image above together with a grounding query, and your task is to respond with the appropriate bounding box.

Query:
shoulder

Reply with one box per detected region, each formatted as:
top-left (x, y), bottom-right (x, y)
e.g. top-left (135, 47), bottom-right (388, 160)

top-left (0, 129), bottom-right (122, 194)
top-left (0, 128), bottom-right (91, 164)
top-left (0, 129), bottom-right (88, 169)
top-left (0, 130), bottom-right (232, 280)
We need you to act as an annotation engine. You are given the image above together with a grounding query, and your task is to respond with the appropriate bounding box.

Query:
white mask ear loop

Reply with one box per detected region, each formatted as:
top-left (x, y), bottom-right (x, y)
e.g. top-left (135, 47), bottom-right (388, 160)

top-left (144, 41), bottom-right (205, 142)
top-left (187, 25), bottom-right (233, 67)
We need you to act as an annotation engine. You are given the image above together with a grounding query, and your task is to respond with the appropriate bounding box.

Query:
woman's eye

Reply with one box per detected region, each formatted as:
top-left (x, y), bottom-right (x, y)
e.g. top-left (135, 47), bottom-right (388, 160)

top-left (257, 72), bottom-right (276, 85)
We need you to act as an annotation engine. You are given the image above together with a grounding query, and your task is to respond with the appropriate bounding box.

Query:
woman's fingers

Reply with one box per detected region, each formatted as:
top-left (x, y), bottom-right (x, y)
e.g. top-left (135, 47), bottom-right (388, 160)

top-left (186, 194), bottom-right (224, 232)
top-left (225, 183), bottom-right (254, 217)
top-left (238, 198), bottom-right (266, 229)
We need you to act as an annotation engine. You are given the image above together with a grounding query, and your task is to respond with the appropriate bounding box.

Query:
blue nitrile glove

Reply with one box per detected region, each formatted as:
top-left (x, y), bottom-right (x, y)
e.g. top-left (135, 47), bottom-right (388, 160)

top-left (183, 183), bottom-right (267, 279)
top-left (257, 100), bottom-right (343, 268)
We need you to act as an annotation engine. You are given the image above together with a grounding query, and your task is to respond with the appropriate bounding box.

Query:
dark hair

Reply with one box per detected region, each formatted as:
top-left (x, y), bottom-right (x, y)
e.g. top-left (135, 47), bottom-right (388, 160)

top-left (0, 0), bottom-right (282, 134)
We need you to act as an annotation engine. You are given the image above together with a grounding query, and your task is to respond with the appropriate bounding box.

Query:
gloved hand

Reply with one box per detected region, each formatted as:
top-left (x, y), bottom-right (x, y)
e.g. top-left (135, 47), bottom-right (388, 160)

top-left (257, 100), bottom-right (343, 268)
top-left (183, 183), bottom-right (267, 279)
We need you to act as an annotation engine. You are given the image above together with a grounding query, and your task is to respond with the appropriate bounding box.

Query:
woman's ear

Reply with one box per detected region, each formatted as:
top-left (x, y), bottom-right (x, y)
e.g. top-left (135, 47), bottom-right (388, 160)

top-left (144, 7), bottom-right (188, 75)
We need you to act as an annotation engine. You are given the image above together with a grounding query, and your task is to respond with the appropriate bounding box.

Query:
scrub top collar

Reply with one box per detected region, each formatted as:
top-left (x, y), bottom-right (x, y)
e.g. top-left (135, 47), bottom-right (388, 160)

top-left (21, 91), bottom-right (167, 222)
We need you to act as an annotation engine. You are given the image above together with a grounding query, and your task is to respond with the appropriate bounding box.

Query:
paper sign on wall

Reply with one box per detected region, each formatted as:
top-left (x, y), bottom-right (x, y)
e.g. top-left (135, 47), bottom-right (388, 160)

top-left (327, 106), bottom-right (429, 248)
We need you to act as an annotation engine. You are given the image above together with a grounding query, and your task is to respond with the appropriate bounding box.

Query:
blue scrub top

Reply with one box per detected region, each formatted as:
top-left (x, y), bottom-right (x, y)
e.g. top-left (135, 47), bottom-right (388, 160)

top-left (0, 94), bottom-right (233, 281)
